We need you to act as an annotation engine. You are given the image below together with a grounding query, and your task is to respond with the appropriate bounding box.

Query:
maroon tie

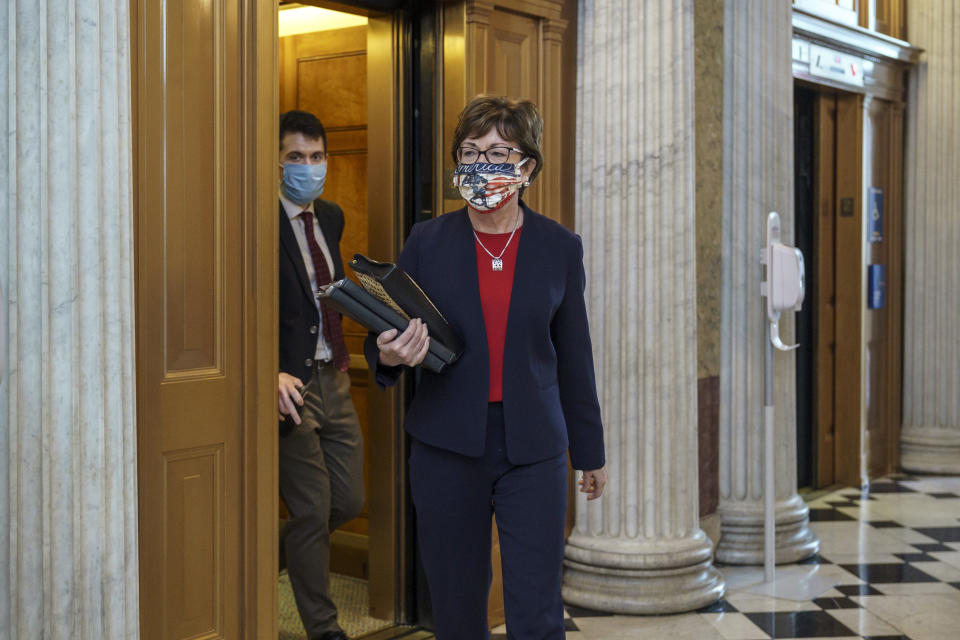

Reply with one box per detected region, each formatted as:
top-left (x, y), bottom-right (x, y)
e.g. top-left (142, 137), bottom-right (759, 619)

top-left (300, 211), bottom-right (350, 372)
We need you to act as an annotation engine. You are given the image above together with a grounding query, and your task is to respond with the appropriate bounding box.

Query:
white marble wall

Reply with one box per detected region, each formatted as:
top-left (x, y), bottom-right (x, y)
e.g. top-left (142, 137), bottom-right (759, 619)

top-left (900, 0), bottom-right (960, 473)
top-left (562, 0), bottom-right (725, 614)
top-left (715, 1), bottom-right (819, 565)
top-left (0, 2), bottom-right (139, 638)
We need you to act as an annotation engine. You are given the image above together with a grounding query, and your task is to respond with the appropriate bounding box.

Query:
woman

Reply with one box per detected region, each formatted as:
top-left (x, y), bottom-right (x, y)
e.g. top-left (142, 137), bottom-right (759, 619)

top-left (364, 96), bottom-right (607, 639)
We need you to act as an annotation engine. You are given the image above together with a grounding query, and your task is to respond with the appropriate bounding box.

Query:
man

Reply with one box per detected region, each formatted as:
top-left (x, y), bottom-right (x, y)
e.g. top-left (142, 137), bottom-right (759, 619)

top-left (277, 109), bottom-right (363, 640)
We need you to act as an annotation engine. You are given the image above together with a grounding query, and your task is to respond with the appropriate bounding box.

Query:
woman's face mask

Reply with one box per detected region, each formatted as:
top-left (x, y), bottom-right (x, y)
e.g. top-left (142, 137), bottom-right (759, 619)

top-left (452, 158), bottom-right (529, 213)
top-left (281, 161), bottom-right (327, 205)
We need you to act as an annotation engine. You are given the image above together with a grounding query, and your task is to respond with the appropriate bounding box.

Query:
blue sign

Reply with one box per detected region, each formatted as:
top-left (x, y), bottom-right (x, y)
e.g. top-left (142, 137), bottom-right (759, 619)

top-left (868, 264), bottom-right (886, 309)
top-left (868, 187), bottom-right (883, 242)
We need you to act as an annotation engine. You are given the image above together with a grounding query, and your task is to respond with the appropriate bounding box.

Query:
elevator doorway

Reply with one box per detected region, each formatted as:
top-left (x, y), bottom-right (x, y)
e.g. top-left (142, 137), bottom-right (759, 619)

top-left (794, 82), bottom-right (905, 490)
top-left (276, 3), bottom-right (411, 637)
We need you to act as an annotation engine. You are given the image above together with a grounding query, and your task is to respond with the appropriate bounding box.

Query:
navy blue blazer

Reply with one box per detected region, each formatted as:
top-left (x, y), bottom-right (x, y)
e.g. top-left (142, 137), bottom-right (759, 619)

top-left (364, 203), bottom-right (605, 471)
top-left (279, 198), bottom-right (347, 384)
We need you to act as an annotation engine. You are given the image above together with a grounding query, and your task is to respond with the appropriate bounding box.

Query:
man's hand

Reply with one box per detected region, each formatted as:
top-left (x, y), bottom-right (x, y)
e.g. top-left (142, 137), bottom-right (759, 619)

top-left (278, 372), bottom-right (305, 425)
top-left (376, 318), bottom-right (430, 368)
top-left (579, 467), bottom-right (607, 500)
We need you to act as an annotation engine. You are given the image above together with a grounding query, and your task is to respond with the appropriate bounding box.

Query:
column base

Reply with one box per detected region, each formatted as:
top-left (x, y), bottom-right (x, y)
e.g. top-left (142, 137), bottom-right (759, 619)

top-left (562, 530), bottom-right (725, 614)
top-left (715, 495), bottom-right (819, 565)
top-left (901, 427), bottom-right (960, 474)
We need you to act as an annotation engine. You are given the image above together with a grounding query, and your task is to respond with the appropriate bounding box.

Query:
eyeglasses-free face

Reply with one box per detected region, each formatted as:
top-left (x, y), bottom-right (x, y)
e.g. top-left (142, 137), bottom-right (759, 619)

top-left (455, 145), bottom-right (523, 165)
top-left (280, 132), bottom-right (328, 165)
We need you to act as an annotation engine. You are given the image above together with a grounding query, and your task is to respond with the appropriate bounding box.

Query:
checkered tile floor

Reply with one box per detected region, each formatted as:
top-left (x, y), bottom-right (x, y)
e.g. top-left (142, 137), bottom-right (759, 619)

top-left (493, 475), bottom-right (960, 639)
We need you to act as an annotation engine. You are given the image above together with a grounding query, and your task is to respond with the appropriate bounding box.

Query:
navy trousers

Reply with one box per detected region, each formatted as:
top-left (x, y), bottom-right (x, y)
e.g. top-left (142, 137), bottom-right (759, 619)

top-left (409, 403), bottom-right (568, 640)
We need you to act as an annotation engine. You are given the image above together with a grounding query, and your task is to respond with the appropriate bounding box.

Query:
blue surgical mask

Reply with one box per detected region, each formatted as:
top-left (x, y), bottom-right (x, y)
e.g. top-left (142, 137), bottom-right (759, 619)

top-left (281, 162), bottom-right (327, 205)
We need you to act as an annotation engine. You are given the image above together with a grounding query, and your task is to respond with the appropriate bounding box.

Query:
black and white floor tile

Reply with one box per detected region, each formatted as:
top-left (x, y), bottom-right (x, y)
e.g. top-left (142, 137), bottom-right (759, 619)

top-left (529, 475), bottom-right (960, 639)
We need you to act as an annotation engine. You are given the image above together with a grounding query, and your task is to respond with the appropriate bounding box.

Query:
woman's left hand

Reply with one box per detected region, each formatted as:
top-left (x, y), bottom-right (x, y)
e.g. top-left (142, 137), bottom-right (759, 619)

top-left (579, 467), bottom-right (607, 500)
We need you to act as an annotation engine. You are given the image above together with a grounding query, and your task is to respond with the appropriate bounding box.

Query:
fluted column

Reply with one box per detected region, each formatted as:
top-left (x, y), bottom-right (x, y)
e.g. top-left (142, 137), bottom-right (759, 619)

top-left (715, 1), bottom-right (819, 564)
top-left (562, 0), bottom-right (724, 614)
top-left (0, 2), bottom-right (140, 638)
top-left (900, 1), bottom-right (960, 473)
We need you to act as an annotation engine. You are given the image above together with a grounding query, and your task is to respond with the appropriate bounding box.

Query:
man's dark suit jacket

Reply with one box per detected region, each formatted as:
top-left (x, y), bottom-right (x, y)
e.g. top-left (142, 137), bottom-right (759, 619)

top-left (364, 203), bottom-right (605, 471)
top-left (279, 198), bottom-right (347, 384)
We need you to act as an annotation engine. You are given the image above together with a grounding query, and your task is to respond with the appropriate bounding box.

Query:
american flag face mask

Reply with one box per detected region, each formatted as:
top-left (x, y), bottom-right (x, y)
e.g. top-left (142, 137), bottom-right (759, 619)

top-left (452, 158), bottom-right (529, 213)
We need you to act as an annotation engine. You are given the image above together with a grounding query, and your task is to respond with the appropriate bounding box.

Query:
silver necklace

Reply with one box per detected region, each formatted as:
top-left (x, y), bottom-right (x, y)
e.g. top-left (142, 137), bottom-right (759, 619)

top-left (473, 211), bottom-right (521, 271)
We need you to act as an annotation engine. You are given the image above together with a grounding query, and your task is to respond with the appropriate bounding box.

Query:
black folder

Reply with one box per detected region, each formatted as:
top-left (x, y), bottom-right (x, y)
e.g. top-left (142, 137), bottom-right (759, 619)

top-left (317, 276), bottom-right (460, 374)
top-left (348, 254), bottom-right (465, 359)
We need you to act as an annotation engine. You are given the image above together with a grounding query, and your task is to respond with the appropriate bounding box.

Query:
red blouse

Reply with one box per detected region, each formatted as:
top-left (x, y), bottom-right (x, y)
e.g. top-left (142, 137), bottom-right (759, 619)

top-left (474, 227), bottom-right (523, 402)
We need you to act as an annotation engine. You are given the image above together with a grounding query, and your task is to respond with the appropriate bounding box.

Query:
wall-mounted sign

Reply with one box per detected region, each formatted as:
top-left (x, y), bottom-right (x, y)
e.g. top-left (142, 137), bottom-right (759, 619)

top-left (792, 38), bottom-right (810, 63)
top-left (868, 264), bottom-right (886, 309)
top-left (809, 44), bottom-right (865, 87)
top-left (868, 187), bottom-right (883, 242)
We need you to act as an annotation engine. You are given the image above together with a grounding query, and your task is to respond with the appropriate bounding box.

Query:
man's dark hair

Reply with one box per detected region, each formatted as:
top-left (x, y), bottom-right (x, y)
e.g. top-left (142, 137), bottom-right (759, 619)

top-left (279, 110), bottom-right (327, 151)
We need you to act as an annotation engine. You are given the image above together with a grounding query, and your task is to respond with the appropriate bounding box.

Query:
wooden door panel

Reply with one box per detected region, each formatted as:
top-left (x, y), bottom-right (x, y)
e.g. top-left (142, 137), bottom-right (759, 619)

top-left (136, 0), bottom-right (244, 637)
top-left (863, 96), bottom-right (903, 478)
top-left (814, 94), bottom-right (837, 488)
top-left (833, 93), bottom-right (863, 486)
top-left (161, 0), bottom-right (226, 376)
top-left (165, 446), bottom-right (223, 638)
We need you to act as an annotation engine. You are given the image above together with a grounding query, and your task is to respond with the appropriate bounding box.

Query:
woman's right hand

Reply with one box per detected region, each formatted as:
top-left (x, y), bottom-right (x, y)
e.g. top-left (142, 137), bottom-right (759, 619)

top-left (377, 318), bottom-right (430, 367)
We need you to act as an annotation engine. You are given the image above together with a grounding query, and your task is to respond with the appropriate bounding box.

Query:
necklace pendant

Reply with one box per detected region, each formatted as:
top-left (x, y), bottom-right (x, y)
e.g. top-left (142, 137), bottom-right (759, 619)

top-left (491, 258), bottom-right (504, 271)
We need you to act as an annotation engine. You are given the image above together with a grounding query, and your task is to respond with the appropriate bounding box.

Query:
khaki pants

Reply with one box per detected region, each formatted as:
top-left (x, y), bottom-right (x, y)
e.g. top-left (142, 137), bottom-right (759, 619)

top-left (279, 362), bottom-right (364, 638)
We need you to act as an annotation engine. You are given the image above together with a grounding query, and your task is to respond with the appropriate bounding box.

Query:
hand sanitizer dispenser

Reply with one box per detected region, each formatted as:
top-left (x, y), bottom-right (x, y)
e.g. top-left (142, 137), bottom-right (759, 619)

top-left (761, 212), bottom-right (805, 351)
top-left (759, 211), bottom-right (807, 584)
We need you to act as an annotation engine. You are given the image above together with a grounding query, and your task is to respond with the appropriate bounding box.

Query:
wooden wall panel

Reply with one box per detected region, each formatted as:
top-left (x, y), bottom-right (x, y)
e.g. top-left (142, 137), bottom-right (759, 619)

top-left (486, 11), bottom-right (541, 210)
top-left (297, 53), bottom-right (368, 125)
top-left (488, 15), bottom-right (537, 99)
top-left (327, 151), bottom-right (370, 282)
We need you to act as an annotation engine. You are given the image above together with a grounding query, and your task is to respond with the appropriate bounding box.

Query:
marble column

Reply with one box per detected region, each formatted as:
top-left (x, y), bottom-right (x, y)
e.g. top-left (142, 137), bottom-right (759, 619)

top-left (0, 2), bottom-right (140, 638)
top-left (562, 0), bottom-right (725, 614)
top-left (715, 1), bottom-right (819, 565)
top-left (900, 1), bottom-right (960, 474)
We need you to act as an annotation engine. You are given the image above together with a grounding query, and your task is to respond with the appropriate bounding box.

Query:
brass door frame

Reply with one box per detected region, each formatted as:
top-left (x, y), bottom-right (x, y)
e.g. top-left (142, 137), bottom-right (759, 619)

top-left (366, 11), bottom-right (409, 623)
top-left (248, 2), bottom-right (281, 637)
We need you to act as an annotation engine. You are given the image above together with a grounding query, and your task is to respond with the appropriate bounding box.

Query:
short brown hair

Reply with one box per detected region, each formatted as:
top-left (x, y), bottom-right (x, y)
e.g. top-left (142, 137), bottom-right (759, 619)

top-left (279, 110), bottom-right (327, 151)
top-left (452, 96), bottom-right (544, 184)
